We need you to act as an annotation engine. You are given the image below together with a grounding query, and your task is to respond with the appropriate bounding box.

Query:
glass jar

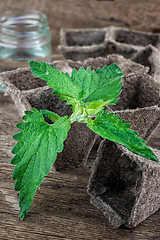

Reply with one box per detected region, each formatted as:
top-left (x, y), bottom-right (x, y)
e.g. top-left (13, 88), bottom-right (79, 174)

top-left (0, 9), bottom-right (52, 72)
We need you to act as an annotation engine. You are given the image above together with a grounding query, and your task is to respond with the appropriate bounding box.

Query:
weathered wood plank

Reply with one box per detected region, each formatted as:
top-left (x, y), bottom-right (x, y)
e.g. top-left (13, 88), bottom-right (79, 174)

top-left (1, 93), bottom-right (160, 239)
top-left (0, 135), bottom-right (15, 163)
top-left (1, 165), bottom-right (160, 240)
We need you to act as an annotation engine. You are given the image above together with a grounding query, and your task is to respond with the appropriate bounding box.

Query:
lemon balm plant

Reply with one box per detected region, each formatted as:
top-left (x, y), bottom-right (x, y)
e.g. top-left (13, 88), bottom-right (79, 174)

top-left (11, 61), bottom-right (159, 219)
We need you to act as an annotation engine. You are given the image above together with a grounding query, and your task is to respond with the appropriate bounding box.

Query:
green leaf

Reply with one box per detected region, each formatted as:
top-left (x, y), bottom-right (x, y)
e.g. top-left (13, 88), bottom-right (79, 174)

top-left (71, 66), bottom-right (99, 100)
top-left (70, 64), bottom-right (123, 105)
top-left (29, 61), bottom-right (81, 104)
top-left (11, 108), bottom-right (71, 219)
top-left (79, 63), bottom-right (123, 102)
top-left (87, 110), bottom-right (159, 162)
top-left (29, 61), bottom-right (123, 108)
top-left (83, 64), bottom-right (123, 104)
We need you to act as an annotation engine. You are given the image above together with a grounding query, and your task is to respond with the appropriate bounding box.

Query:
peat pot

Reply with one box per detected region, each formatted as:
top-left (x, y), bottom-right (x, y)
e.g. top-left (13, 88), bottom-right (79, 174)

top-left (59, 27), bottom-right (160, 83)
top-left (58, 28), bottom-right (109, 61)
top-left (88, 140), bottom-right (160, 228)
top-left (132, 44), bottom-right (160, 83)
top-left (105, 26), bottom-right (160, 59)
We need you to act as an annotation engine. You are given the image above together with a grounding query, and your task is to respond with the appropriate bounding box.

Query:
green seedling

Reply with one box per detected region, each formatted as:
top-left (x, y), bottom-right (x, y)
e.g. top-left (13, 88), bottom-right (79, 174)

top-left (11, 61), bottom-right (159, 220)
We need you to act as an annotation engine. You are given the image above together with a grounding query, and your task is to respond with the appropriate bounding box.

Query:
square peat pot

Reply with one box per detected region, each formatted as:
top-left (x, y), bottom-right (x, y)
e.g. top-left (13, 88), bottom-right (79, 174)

top-left (88, 139), bottom-right (160, 228)
top-left (132, 44), bottom-right (160, 84)
top-left (58, 28), bottom-right (111, 61)
top-left (106, 26), bottom-right (160, 59)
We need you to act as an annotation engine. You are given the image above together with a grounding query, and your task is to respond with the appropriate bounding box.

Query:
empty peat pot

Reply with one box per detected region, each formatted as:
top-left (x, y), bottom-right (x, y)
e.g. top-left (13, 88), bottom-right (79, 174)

top-left (88, 139), bottom-right (160, 228)
top-left (108, 28), bottom-right (160, 83)
top-left (108, 27), bottom-right (160, 47)
top-left (105, 26), bottom-right (160, 59)
top-left (132, 44), bottom-right (160, 83)
top-left (58, 28), bottom-right (110, 61)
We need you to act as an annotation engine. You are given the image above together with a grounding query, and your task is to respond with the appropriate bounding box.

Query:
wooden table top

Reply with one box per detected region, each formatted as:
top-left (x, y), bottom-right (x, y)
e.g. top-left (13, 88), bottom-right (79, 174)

top-left (0, 92), bottom-right (160, 240)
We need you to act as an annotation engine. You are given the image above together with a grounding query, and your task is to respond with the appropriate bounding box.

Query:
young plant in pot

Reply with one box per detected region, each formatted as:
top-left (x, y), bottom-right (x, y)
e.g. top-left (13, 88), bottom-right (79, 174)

top-left (10, 61), bottom-right (159, 220)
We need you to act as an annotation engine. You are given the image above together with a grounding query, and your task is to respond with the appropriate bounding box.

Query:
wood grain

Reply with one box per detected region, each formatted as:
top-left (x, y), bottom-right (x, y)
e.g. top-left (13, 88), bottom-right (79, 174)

top-left (0, 91), bottom-right (160, 239)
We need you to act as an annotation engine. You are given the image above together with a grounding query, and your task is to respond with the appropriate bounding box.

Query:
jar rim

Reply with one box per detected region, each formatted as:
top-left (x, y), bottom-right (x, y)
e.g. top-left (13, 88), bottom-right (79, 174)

top-left (0, 9), bottom-right (48, 30)
top-left (0, 9), bottom-right (50, 43)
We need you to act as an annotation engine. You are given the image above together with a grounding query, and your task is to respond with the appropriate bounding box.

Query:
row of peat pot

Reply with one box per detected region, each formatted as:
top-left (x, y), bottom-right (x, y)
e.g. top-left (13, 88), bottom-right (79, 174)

top-left (59, 26), bottom-right (160, 84)
top-left (1, 54), bottom-right (160, 228)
